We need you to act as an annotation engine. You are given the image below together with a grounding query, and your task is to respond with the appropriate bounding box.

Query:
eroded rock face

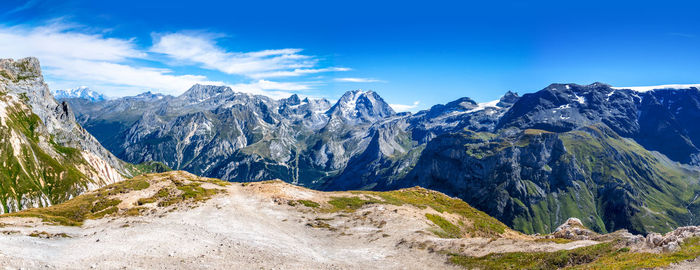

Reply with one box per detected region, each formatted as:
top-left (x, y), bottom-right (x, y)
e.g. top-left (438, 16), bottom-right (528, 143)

top-left (645, 226), bottom-right (700, 252)
top-left (0, 57), bottom-right (130, 213)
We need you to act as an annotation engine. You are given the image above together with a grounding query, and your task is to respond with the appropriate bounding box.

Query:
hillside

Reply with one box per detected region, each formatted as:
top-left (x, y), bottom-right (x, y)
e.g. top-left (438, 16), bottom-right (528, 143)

top-left (2, 171), bottom-right (700, 269)
top-left (397, 125), bottom-right (700, 235)
top-left (0, 57), bottom-right (167, 214)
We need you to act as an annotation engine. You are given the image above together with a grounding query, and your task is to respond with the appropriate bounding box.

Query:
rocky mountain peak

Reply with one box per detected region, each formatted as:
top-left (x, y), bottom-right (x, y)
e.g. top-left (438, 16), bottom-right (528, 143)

top-left (444, 97), bottom-right (478, 110)
top-left (179, 84), bottom-right (233, 102)
top-left (0, 57), bottom-right (42, 82)
top-left (497, 91), bottom-right (519, 107)
top-left (283, 93), bottom-right (301, 105)
top-left (327, 89), bottom-right (395, 123)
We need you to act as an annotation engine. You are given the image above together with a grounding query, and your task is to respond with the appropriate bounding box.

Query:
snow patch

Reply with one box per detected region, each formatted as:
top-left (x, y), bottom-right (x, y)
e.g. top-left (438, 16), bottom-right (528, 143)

top-left (612, 84), bottom-right (700, 92)
top-left (557, 104), bottom-right (571, 110)
top-left (466, 99), bottom-right (500, 113)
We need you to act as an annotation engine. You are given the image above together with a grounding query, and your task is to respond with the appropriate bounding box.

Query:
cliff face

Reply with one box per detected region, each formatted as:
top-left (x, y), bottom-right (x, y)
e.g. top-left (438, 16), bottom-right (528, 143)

top-left (0, 57), bottom-right (129, 213)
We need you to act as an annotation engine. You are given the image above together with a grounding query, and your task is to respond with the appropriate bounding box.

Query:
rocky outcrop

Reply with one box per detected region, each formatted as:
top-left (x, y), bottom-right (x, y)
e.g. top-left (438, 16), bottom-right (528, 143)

top-left (551, 218), bottom-right (598, 240)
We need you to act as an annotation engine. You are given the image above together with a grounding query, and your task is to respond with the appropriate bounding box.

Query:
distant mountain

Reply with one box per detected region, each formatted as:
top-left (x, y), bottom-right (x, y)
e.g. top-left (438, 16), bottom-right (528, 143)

top-left (0, 57), bottom-right (140, 213)
top-left (326, 90), bottom-right (395, 124)
top-left (54, 86), bottom-right (107, 101)
top-left (497, 82), bottom-right (700, 164)
top-left (65, 84), bottom-right (515, 187)
top-left (64, 81), bottom-right (700, 235)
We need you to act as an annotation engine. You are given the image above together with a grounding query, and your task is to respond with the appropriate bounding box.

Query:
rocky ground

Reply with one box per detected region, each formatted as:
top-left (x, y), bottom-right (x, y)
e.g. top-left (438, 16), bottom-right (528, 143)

top-left (0, 171), bottom-right (608, 270)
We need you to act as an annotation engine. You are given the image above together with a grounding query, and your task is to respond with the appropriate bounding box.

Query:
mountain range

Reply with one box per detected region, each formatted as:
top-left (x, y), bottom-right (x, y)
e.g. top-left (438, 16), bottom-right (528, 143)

top-left (54, 86), bottom-right (107, 102)
top-left (57, 73), bottom-right (700, 235)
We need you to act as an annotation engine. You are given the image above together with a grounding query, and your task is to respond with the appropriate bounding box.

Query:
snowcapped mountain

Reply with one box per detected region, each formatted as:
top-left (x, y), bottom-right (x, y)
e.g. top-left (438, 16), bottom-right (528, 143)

top-left (54, 86), bottom-right (107, 101)
top-left (326, 90), bottom-right (395, 124)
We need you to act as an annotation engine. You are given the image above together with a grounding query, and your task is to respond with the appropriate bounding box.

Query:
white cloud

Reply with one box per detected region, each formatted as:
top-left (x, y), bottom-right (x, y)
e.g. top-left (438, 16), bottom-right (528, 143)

top-left (390, 101), bottom-right (420, 112)
top-left (0, 23), bottom-right (373, 98)
top-left (335, 77), bottom-right (384, 83)
top-left (151, 32), bottom-right (342, 79)
top-left (0, 23), bottom-right (222, 96)
top-left (612, 84), bottom-right (700, 92)
top-left (0, 23), bottom-right (143, 62)
top-left (46, 59), bottom-right (224, 96)
top-left (250, 67), bottom-right (351, 78)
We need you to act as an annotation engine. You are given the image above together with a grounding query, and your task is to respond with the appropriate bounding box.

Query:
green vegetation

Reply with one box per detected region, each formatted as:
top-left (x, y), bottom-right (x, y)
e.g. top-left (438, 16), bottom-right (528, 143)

top-left (328, 196), bottom-right (377, 211)
top-left (558, 125), bottom-right (700, 234)
top-left (325, 187), bottom-right (508, 237)
top-left (28, 231), bottom-right (69, 238)
top-left (2, 172), bottom-right (226, 225)
top-left (0, 94), bottom-right (98, 213)
top-left (523, 129), bottom-right (553, 135)
top-left (0, 70), bottom-right (14, 81)
top-left (137, 188), bottom-right (170, 205)
top-left (459, 124), bottom-right (700, 235)
top-left (128, 161), bottom-right (172, 176)
top-left (296, 199), bottom-right (320, 208)
top-left (3, 177), bottom-right (150, 226)
top-left (425, 213), bottom-right (462, 238)
top-left (154, 179), bottom-right (221, 207)
top-left (449, 237), bottom-right (700, 270)
top-left (7, 193), bottom-right (121, 226)
top-left (534, 238), bottom-right (575, 244)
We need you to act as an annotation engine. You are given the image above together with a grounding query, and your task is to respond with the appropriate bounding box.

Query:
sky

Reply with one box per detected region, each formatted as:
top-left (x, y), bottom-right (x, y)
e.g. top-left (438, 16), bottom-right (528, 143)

top-left (1, 0), bottom-right (699, 111)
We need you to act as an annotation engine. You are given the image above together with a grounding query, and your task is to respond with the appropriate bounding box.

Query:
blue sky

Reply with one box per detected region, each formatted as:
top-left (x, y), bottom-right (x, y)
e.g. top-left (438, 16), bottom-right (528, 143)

top-left (1, 0), bottom-right (699, 111)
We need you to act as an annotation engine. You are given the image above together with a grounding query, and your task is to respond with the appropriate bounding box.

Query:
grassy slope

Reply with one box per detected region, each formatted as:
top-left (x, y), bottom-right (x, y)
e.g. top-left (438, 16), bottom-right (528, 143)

top-left (559, 126), bottom-right (700, 234)
top-left (461, 126), bottom-right (700, 235)
top-left (325, 187), bottom-right (509, 237)
top-left (4, 171), bottom-right (228, 226)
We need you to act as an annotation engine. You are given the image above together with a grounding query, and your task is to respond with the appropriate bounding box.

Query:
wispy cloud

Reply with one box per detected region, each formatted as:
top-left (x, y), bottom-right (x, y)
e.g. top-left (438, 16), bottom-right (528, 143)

top-left (390, 101), bottom-right (420, 112)
top-left (4, 0), bottom-right (42, 15)
top-left (0, 23), bottom-right (222, 95)
top-left (151, 32), bottom-right (347, 79)
top-left (0, 22), bottom-right (374, 98)
top-left (335, 77), bottom-right (384, 83)
top-left (250, 67), bottom-right (350, 79)
top-left (669, 32), bottom-right (696, 38)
